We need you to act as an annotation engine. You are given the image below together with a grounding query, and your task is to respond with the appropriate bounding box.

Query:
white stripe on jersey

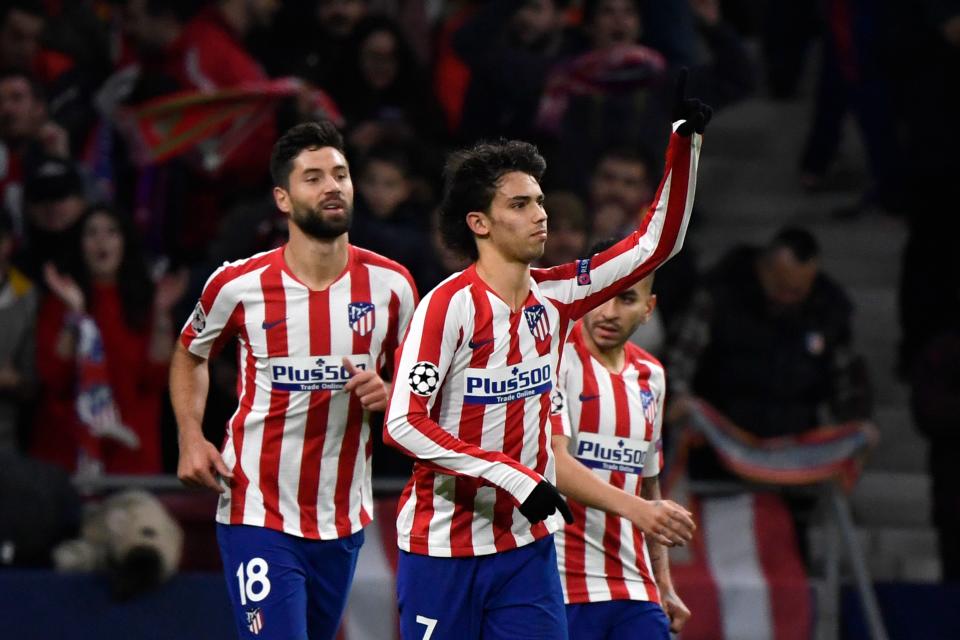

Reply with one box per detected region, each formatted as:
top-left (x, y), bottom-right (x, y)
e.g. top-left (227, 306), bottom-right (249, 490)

top-left (182, 245), bottom-right (417, 540)
top-left (385, 130), bottom-right (700, 557)
top-left (551, 323), bottom-right (666, 604)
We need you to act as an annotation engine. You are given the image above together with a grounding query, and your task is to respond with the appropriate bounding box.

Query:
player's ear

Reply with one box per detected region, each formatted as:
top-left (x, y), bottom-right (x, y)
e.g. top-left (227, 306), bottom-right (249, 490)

top-left (642, 294), bottom-right (657, 322)
top-left (465, 210), bottom-right (491, 238)
top-left (273, 185), bottom-right (292, 214)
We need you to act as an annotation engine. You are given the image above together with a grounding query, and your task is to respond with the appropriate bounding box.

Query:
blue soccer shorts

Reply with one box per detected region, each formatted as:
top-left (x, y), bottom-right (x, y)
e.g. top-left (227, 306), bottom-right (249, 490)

top-left (566, 599), bottom-right (670, 640)
top-left (216, 523), bottom-right (364, 640)
top-left (396, 536), bottom-right (567, 640)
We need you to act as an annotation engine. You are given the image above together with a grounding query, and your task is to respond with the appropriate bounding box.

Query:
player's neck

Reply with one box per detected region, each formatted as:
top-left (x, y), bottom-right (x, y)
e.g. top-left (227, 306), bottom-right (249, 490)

top-left (583, 328), bottom-right (626, 373)
top-left (283, 228), bottom-right (349, 291)
top-left (475, 252), bottom-right (531, 311)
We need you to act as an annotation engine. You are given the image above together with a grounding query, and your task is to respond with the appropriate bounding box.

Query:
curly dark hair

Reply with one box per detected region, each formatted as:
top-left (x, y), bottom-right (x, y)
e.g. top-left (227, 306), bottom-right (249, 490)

top-left (270, 121), bottom-right (345, 189)
top-left (438, 139), bottom-right (546, 260)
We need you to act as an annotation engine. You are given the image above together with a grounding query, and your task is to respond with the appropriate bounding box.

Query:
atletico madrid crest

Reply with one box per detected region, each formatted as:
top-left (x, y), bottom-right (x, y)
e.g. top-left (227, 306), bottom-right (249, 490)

top-left (246, 608), bottom-right (264, 635)
top-left (524, 304), bottom-right (550, 341)
top-left (348, 302), bottom-right (376, 336)
top-left (640, 388), bottom-right (657, 424)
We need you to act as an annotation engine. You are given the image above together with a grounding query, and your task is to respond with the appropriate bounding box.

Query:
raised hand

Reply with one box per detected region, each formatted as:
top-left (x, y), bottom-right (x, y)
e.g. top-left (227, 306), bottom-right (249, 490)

top-left (155, 268), bottom-right (189, 313)
top-left (43, 262), bottom-right (85, 313)
top-left (342, 357), bottom-right (388, 411)
top-left (519, 480), bottom-right (575, 524)
top-left (628, 497), bottom-right (696, 547)
top-left (673, 68), bottom-right (713, 136)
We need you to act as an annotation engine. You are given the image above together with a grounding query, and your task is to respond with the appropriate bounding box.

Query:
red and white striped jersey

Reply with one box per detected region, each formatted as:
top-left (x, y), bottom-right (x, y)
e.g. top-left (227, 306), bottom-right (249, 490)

top-left (550, 323), bottom-right (666, 604)
top-left (180, 244), bottom-right (417, 539)
top-left (384, 128), bottom-right (700, 557)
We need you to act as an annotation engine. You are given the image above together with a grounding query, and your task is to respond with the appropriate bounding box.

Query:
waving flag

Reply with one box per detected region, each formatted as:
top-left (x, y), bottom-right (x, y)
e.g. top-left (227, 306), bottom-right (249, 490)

top-left (116, 78), bottom-right (343, 171)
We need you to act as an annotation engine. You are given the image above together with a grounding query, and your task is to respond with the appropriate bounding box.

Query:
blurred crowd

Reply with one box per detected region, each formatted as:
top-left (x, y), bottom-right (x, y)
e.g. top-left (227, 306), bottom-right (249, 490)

top-left (0, 0), bottom-right (957, 579)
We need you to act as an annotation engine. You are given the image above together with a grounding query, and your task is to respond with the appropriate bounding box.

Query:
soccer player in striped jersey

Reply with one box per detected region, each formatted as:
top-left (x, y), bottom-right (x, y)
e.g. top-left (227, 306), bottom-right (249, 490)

top-left (384, 77), bottom-right (710, 639)
top-left (551, 247), bottom-right (690, 639)
top-left (170, 122), bottom-right (418, 640)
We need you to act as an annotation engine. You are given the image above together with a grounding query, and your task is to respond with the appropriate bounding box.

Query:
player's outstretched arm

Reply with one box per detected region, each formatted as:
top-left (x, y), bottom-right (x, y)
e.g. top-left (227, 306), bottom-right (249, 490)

top-left (535, 70), bottom-right (711, 320)
top-left (552, 434), bottom-right (695, 547)
top-left (171, 342), bottom-right (232, 493)
top-left (642, 474), bottom-right (691, 633)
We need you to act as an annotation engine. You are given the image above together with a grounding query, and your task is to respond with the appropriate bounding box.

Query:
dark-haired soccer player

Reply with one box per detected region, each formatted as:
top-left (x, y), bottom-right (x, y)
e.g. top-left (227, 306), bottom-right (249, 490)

top-left (384, 81), bottom-right (710, 638)
top-left (171, 121), bottom-right (418, 640)
top-left (551, 246), bottom-right (690, 639)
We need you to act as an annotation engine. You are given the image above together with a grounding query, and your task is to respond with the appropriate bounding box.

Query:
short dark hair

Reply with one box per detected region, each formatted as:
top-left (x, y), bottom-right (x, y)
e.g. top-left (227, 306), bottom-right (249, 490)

top-left (270, 121), bottom-right (345, 189)
top-left (439, 139), bottom-right (546, 260)
top-left (769, 227), bottom-right (820, 262)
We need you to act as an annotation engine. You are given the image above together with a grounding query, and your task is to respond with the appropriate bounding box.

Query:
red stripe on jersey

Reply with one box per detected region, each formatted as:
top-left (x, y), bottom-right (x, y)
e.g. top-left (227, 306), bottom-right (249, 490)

top-left (603, 473), bottom-right (631, 601)
top-left (335, 263), bottom-right (373, 536)
top-left (228, 307), bottom-right (251, 523)
top-left (450, 286), bottom-right (495, 552)
top-left (297, 287), bottom-right (331, 537)
top-left (564, 499), bottom-right (589, 599)
top-left (409, 469), bottom-right (436, 555)
top-left (381, 292), bottom-right (401, 375)
top-left (492, 311), bottom-right (525, 552)
top-left (631, 520), bottom-right (660, 603)
top-left (260, 268), bottom-right (290, 531)
top-left (575, 338), bottom-right (601, 434)
top-left (534, 308), bottom-right (553, 477)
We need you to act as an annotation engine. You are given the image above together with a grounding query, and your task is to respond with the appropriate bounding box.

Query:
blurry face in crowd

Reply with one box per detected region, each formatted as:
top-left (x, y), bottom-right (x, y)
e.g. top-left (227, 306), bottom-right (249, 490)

top-left (359, 159), bottom-right (410, 219)
top-left (0, 75), bottom-right (43, 141)
top-left (122, 0), bottom-right (177, 52)
top-left (582, 276), bottom-right (656, 352)
top-left (541, 218), bottom-right (586, 267)
top-left (317, 0), bottom-right (367, 39)
top-left (470, 172), bottom-right (548, 264)
top-left (510, 0), bottom-right (562, 47)
top-left (360, 30), bottom-right (399, 91)
top-left (0, 8), bottom-right (43, 71)
top-left (82, 211), bottom-right (125, 282)
top-left (590, 155), bottom-right (653, 215)
top-left (26, 194), bottom-right (86, 233)
top-left (757, 247), bottom-right (818, 309)
top-left (247, 0), bottom-right (281, 28)
top-left (274, 146), bottom-right (355, 240)
top-left (589, 0), bottom-right (641, 49)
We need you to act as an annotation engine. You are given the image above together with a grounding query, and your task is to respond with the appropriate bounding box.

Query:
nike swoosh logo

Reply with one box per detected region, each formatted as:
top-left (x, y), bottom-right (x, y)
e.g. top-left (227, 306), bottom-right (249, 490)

top-left (468, 337), bottom-right (495, 349)
top-left (579, 393), bottom-right (600, 402)
top-left (262, 318), bottom-right (287, 331)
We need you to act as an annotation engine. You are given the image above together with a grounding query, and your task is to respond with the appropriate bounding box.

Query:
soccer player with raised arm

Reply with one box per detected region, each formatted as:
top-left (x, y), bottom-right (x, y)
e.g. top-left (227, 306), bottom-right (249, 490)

top-left (170, 122), bottom-right (417, 640)
top-left (551, 249), bottom-right (690, 639)
top-left (384, 77), bottom-right (711, 639)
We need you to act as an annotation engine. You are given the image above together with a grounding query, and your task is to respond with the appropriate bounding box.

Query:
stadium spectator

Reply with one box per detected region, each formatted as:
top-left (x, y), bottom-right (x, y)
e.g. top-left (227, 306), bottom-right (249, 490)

top-left (666, 227), bottom-right (871, 461)
top-left (454, 0), bottom-right (573, 143)
top-left (32, 205), bottom-right (185, 475)
top-left (351, 141), bottom-right (435, 294)
top-left (15, 156), bottom-right (86, 280)
top-left (544, 0), bottom-right (753, 193)
top-left (333, 15), bottom-right (444, 151)
top-left (0, 207), bottom-right (35, 451)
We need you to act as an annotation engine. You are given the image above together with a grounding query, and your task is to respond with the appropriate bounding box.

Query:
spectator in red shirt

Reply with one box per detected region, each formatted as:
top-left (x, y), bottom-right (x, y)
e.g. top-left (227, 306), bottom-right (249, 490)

top-left (32, 205), bottom-right (186, 474)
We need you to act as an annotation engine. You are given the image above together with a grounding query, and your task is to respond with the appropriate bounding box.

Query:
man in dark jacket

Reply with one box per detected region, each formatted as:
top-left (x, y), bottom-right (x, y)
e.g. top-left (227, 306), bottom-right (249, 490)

top-left (667, 227), bottom-right (870, 470)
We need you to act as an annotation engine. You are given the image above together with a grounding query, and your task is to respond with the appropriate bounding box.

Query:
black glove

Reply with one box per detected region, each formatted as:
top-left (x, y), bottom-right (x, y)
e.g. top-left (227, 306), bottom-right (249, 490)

top-left (673, 68), bottom-right (713, 137)
top-left (519, 480), bottom-right (575, 525)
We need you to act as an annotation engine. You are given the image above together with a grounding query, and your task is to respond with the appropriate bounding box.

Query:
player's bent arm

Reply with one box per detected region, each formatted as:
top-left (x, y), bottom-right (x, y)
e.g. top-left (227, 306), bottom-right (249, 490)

top-left (170, 342), bottom-right (232, 493)
top-left (384, 403), bottom-right (543, 504)
top-left (552, 434), bottom-right (695, 547)
top-left (641, 474), bottom-right (692, 632)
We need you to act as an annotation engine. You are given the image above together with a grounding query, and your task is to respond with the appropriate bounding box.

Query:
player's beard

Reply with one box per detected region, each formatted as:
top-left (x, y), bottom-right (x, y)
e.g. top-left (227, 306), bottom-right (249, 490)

top-left (290, 201), bottom-right (353, 240)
